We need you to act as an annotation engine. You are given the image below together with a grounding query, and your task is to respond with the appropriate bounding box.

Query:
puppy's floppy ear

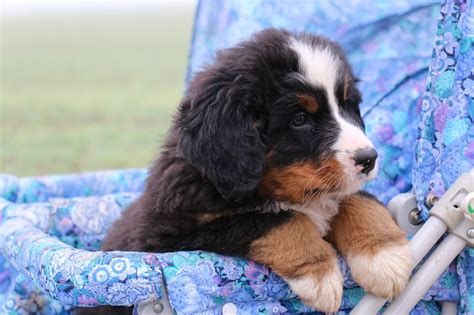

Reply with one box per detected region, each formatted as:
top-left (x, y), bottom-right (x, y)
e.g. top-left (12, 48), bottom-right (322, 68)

top-left (177, 68), bottom-right (268, 201)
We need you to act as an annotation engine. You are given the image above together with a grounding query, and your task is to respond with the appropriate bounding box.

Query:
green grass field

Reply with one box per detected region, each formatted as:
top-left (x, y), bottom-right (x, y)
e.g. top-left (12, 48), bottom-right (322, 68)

top-left (1, 3), bottom-right (195, 175)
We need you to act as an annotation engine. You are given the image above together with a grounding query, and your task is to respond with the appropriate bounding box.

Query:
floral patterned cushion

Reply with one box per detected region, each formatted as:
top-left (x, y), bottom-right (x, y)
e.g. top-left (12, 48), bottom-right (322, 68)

top-left (0, 193), bottom-right (460, 314)
top-left (0, 169), bottom-right (147, 204)
top-left (1, 195), bottom-right (163, 314)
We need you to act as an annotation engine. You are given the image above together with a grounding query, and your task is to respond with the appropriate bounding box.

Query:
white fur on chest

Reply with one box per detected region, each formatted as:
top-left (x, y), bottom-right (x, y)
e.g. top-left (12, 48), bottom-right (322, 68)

top-left (280, 199), bottom-right (340, 236)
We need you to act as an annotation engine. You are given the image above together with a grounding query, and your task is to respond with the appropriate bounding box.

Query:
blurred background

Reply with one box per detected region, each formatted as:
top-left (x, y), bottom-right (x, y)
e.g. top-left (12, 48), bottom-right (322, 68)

top-left (1, 0), bottom-right (196, 176)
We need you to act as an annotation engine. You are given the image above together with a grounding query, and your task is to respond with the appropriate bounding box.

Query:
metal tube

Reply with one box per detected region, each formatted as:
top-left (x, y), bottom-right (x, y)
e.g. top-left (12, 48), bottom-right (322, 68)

top-left (441, 302), bottom-right (457, 315)
top-left (350, 216), bottom-right (448, 315)
top-left (349, 293), bottom-right (386, 315)
top-left (409, 216), bottom-right (448, 264)
top-left (384, 234), bottom-right (466, 314)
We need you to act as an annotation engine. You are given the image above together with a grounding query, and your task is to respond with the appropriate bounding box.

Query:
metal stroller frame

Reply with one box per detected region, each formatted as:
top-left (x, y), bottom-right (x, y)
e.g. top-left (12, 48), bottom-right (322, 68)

top-left (353, 170), bottom-right (474, 315)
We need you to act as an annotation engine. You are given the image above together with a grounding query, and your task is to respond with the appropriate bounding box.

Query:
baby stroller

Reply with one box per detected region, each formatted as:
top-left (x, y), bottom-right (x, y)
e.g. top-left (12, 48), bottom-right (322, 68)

top-left (1, 0), bottom-right (473, 314)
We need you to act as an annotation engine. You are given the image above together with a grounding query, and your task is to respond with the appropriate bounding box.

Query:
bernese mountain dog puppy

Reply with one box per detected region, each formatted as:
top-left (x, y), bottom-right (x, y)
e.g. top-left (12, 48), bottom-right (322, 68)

top-left (80, 28), bottom-right (413, 314)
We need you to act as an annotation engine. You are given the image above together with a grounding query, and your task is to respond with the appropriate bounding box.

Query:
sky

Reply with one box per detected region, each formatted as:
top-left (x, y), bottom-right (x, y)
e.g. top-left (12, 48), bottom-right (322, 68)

top-left (1, 0), bottom-right (197, 15)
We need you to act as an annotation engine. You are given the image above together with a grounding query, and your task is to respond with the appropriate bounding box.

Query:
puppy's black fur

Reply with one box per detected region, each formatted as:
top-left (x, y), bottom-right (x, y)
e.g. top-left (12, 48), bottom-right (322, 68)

top-left (76, 28), bottom-right (364, 314)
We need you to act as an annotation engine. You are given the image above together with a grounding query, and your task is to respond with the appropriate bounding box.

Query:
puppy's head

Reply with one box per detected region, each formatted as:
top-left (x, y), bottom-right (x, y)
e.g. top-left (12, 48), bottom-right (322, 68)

top-left (177, 29), bottom-right (377, 203)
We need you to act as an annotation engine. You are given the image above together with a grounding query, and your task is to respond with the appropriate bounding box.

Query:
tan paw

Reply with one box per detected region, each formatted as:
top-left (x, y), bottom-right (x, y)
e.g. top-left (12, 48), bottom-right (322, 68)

top-left (285, 267), bottom-right (343, 313)
top-left (347, 243), bottom-right (413, 300)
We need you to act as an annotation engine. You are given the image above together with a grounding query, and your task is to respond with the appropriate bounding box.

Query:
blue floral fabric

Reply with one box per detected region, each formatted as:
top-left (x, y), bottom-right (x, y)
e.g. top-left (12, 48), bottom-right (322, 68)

top-left (413, 0), bottom-right (474, 220)
top-left (413, 0), bottom-right (474, 314)
top-left (0, 168), bottom-right (149, 312)
top-left (0, 194), bottom-right (165, 314)
top-left (1, 0), bottom-right (473, 314)
top-left (0, 192), bottom-right (460, 314)
top-left (0, 168), bottom-right (147, 203)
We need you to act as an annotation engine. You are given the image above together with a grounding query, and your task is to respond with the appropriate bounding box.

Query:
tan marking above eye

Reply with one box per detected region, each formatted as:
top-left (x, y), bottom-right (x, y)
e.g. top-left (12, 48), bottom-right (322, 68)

top-left (297, 94), bottom-right (319, 113)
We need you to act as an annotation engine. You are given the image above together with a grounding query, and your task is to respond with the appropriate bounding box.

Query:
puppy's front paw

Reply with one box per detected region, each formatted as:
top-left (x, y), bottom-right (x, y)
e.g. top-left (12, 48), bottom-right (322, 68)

top-left (285, 266), bottom-right (343, 313)
top-left (347, 243), bottom-right (413, 300)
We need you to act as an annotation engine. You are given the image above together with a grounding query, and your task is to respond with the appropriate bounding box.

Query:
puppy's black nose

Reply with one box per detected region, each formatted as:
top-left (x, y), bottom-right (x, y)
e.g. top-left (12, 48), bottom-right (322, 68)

top-left (354, 148), bottom-right (378, 174)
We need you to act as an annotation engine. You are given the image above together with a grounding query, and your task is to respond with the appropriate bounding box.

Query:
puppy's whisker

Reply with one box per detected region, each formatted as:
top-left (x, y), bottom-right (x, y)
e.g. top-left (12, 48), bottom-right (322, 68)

top-left (301, 181), bottom-right (315, 206)
top-left (303, 173), bottom-right (338, 205)
top-left (302, 174), bottom-right (318, 205)
top-left (300, 164), bottom-right (335, 204)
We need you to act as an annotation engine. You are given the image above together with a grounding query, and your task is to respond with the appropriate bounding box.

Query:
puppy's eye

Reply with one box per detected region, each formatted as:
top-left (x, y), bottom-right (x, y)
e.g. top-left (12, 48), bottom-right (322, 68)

top-left (291, 114), bottom-right (309, 127)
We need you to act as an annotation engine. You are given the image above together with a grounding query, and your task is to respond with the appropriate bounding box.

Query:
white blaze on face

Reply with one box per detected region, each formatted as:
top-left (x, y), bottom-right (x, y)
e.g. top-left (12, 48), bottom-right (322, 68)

top-left (290, 38), bottom-right (377, 191)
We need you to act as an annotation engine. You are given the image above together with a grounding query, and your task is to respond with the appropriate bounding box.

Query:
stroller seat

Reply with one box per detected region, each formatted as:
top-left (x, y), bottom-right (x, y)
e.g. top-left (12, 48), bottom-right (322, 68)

top-left (1, 0), bottom-right (473, 313)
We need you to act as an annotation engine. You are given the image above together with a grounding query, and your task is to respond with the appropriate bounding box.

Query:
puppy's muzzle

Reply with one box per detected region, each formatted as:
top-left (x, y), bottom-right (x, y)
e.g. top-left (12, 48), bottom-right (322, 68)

top-left (354, 148), bottom-right (378, 175)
